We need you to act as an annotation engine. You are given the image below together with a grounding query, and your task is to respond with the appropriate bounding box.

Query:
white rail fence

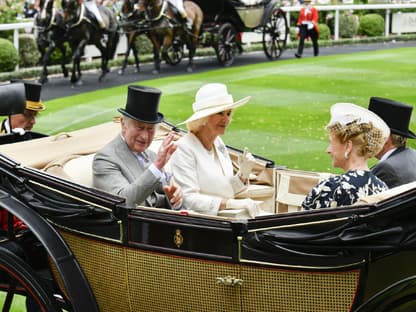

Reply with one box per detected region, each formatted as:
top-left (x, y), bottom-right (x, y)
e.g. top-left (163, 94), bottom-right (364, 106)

top-left (283, 3), bottom-right (416, 41)
top-left (0, 3), bottom-right (415, 70)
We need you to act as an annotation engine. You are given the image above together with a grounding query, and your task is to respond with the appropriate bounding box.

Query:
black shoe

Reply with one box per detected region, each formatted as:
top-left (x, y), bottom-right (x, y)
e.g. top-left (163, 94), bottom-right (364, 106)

top-left (295, 53), bottom-right (301, 58)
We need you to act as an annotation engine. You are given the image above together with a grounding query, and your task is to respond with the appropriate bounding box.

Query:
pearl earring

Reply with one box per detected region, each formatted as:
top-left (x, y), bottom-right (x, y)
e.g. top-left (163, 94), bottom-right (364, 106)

top-left (344, 151), bottom-right (349, 159)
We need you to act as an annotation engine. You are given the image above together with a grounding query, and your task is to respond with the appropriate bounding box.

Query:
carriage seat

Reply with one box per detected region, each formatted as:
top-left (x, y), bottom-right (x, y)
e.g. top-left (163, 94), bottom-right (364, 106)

top-left (275, 170), bottom-right (333, 213)
top-left (43, 153), bottom-right (95, 187)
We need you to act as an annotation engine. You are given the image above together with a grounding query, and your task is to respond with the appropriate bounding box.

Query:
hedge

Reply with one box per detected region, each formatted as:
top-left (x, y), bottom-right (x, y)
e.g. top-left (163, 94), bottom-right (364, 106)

top-left (359, 14), bottom-right (385, 36)
top-left (0, 38), bottom-right (19, 72)
top-left (19, 34), bottom-right (41, 67)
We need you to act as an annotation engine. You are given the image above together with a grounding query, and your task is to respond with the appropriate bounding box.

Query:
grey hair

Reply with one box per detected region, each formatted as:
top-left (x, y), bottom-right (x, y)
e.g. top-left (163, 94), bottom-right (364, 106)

top-left (121, 115), bottom-right (130, 125)
top-left (187, 116), bottom-right (209, 133)
top-left (391, 133), bottom-right (407, 147)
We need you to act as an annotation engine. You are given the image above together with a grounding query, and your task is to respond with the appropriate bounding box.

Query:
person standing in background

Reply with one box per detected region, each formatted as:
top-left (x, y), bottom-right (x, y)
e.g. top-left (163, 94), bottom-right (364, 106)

top-left (295, 0), bottom-right (319, 58)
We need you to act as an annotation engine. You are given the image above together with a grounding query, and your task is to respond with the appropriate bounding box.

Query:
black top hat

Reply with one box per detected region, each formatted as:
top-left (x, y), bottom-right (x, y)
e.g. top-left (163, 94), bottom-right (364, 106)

top-left (0, 83), bottom-right (26, 115)
top-left (118, 85), bottom-right (164, 124)
top-left (369, 97), bottom-right (416, 139)
top-left (10, 79), bottom-right (45, 111)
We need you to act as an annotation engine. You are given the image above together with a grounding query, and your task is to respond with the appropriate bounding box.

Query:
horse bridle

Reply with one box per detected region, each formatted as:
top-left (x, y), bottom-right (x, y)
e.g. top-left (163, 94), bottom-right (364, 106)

top-left (65, 2), bottom-right (88, 29)
top-left (145, 0), bottom-right (167, 22)
top-left (37, 0), bottom-right (56, 30)
top-left (120, 0), bottom-right (135, 19)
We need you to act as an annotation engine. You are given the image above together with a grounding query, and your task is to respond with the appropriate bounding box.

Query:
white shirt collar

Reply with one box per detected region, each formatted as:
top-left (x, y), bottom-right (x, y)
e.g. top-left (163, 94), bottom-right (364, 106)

top-left (379, 147), bottom-right (397, 162)
top-left (3, 118), bottom-right (11, 133)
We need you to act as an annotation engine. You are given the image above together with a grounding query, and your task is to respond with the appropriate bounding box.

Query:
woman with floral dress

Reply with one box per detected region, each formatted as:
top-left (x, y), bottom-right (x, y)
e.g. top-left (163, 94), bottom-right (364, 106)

top-left (302, 103), bottom-right (390, 210)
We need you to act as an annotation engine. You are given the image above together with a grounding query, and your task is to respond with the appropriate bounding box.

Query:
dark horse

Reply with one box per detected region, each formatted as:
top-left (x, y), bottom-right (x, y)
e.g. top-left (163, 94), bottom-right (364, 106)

top-left (35, 0), bottom-right (69, 84)
top-left (143, 0), bottom-right (203, 74)
top-left (61, 0), bottom-right (119, 84)
top-left (118, 0), bottom-right (147, 75)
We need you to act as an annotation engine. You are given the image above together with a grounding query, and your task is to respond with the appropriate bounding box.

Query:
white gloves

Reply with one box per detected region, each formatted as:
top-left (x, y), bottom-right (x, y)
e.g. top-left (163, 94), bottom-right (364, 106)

top-left (225, 198), bottom-right (259, 218)
top-left (301, 21), bottom-right (314, 30)
top-left (237, 148), bottom-right (256, 181)
top-left (12, 128), bottom-right (25, 136)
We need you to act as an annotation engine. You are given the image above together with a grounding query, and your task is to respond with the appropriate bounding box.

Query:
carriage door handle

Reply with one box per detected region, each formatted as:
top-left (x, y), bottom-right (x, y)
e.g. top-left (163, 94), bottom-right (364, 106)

top-left (216, 276), bottom-right (243, 286)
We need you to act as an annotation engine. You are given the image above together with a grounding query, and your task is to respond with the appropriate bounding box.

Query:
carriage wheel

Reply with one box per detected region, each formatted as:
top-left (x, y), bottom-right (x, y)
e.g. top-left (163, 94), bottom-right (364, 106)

top-left (262, 9), bottom-right (288, 60)
top-left (165, 38), bottom-right (184, 66)
top-left (0, 245), bottom-right (61, 312)
top-left (215, 23), bottom-right (237, 67)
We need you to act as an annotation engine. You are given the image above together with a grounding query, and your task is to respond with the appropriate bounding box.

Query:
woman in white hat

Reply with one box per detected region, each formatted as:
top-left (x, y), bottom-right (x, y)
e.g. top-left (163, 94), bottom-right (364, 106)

top-left (302, 103), bottom-right (390, 210)
top-left (170, 83), bottom-right (258, 217)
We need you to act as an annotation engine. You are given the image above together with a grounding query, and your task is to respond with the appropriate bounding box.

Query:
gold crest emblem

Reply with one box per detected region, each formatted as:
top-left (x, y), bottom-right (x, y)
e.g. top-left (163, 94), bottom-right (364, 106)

top-left (174, 229), bottom-right (183, 248)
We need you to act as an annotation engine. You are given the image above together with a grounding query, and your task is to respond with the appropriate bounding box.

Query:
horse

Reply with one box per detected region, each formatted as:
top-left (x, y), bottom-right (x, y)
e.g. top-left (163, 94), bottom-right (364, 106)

top-left (118, 0), bottom-right (147, 75)
top-left (142, 0), bottom-right (203, 74)
top-left (61, 0), bottom-right (120, 84)
top-left (35, 0), bottom-right (69, 84)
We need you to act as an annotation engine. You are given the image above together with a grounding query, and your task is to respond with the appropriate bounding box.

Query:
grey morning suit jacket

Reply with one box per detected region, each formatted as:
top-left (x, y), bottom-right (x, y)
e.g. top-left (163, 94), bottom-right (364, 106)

top-left (92, 134), bottom-right (167, 207)
top-left (371, 147), bottom-right (416, 188)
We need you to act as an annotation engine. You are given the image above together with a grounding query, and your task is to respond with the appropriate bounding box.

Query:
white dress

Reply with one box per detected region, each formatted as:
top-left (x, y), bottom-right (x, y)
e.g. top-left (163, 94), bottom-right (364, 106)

top-left (170, 133), bottom-right (245, 215)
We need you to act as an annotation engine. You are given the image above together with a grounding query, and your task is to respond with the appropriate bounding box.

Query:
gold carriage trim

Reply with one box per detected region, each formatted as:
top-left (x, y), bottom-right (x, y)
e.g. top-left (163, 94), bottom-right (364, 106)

top-left (173, 229), bottom-right (183, 248)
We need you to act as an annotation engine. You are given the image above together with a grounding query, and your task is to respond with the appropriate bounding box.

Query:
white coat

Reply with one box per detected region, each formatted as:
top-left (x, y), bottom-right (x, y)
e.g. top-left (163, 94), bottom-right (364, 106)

top-left (170, 133), bottom-right (245, 215)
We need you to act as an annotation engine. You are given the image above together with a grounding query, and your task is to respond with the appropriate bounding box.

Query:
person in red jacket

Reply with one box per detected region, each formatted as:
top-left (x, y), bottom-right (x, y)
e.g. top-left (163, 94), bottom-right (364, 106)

top-left (295, 0), bottom-right (319, 58)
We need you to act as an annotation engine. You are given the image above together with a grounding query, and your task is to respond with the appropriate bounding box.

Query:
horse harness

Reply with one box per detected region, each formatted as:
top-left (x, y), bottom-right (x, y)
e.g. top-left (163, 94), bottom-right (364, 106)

top-left (37, 0), bottom-right (58, 31)
top-left (67, 3), bottom-right (93, 28)
top-left (145, 0), bottom-right (168, 22)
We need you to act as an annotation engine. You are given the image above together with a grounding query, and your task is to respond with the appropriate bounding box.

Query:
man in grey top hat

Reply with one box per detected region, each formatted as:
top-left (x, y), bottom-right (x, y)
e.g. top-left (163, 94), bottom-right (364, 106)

top-left (369, 97), bottom-right (416, 188)
top-left (93, 85), bottom-right (183, 209)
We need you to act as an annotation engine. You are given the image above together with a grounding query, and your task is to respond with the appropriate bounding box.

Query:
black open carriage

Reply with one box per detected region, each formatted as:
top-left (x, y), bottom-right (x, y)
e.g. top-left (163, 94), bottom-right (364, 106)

top-left (118, 0), bottom-right (289, 70)
top-left (193, 0), bottom-right (289, 66)
top-left (2, 84), bottom-right (416, 311)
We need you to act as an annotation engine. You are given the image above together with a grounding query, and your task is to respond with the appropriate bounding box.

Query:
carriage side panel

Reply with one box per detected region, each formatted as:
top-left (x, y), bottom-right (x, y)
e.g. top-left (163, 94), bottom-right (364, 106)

top-left (57, 230), bottom-right (242, 312)
top-left (241, 265), bottom-right (361, 312)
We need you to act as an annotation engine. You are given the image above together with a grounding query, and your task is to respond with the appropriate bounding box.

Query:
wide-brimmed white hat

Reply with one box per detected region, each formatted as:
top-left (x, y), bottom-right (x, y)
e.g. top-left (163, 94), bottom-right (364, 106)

top-left (178, 83), bottom-right (251, 125)
top-left (327, 103), bottom-right (390, 140)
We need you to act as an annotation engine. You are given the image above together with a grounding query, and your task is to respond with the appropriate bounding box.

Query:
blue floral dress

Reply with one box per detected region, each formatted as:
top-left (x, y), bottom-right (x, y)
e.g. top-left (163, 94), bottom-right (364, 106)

top-left (302, 170), bottom-right (388, 210)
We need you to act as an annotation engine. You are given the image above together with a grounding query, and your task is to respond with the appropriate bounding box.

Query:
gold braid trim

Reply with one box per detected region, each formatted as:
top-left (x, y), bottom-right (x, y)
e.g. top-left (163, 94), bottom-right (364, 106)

top-left (26, 100), bottom-right (45, 111)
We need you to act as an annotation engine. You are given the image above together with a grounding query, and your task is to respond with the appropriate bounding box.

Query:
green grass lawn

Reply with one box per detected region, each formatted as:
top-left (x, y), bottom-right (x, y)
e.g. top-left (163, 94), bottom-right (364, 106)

top-left (36, 47), bottom-right (416, 174)
top-left (0, 293), bottom-right (25, 311)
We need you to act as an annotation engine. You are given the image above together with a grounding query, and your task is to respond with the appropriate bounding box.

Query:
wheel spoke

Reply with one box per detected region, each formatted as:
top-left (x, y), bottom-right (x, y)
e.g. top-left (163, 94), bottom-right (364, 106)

top-left (262, 11), bottom-right (287, 60)
top-left (215, 23), bottom-right (237, 66)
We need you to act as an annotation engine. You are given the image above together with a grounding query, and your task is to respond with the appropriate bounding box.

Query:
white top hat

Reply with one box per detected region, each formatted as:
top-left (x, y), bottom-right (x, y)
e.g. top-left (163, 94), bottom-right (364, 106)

top-left (178, 83), bottom-right (251, 125)
top-left (327, 103), bottom-right (390, 140)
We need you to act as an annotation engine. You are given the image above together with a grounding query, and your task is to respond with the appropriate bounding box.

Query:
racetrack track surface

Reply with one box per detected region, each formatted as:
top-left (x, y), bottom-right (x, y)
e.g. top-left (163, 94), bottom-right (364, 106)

top-left (40, 40), bottom-right (415, 101)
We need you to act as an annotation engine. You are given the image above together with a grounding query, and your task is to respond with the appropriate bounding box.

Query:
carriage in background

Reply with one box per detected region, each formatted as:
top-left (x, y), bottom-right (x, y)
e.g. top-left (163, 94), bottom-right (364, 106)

top-left (2, 80), bottom-right (416, 311)
top-left (118, 0), bottom-right (288, 72)
top-left (192, 0), bottom-right (289, 66)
